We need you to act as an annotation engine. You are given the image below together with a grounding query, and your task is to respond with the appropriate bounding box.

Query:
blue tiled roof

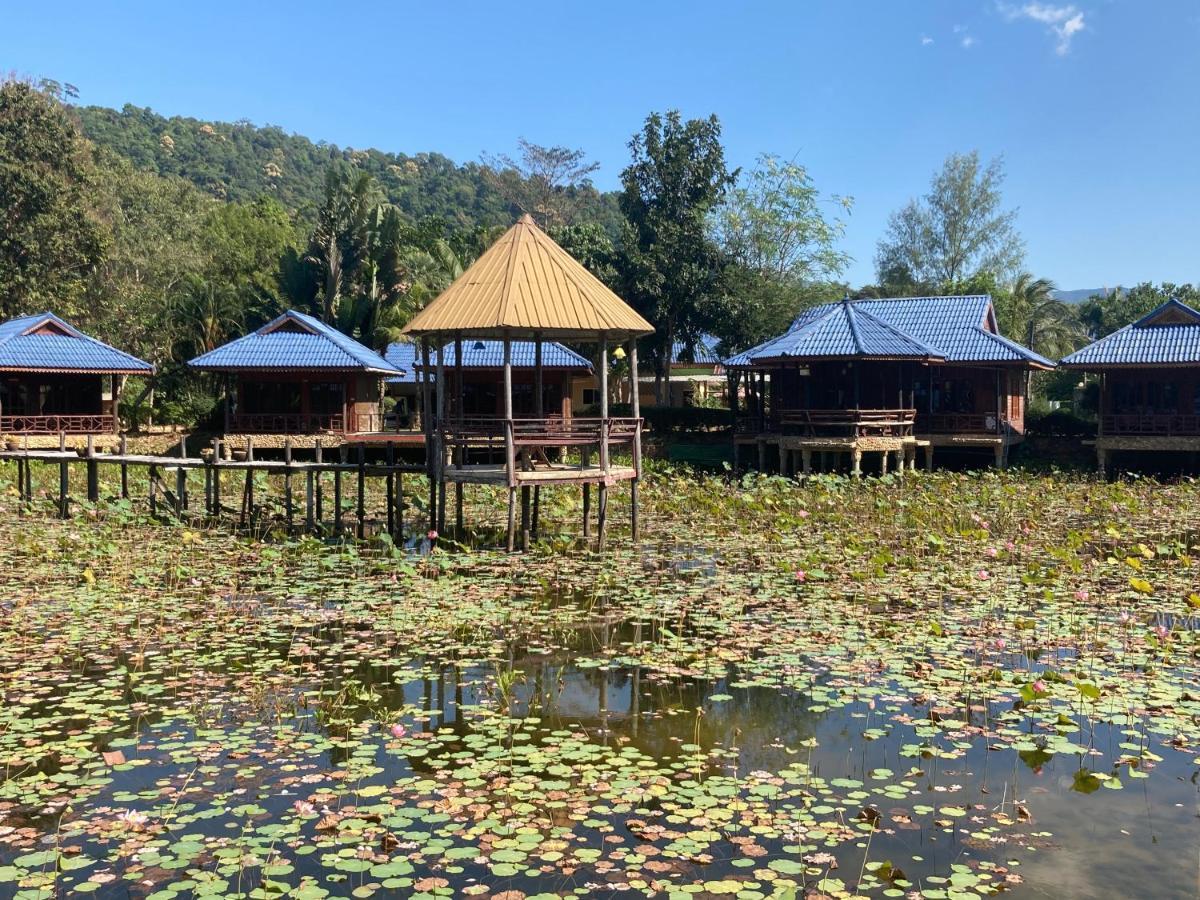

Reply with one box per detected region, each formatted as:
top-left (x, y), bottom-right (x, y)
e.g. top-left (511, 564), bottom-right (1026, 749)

top-left (0, 312), bottom-right (153, 373)
top-left (726, 295), bottom-right (1053, 368)
top-left (384, 339), bottom-right (592, 384)
top-left (1061, 299), bottom-right (1200, 367)
top-left (671, 335), bottom-right (721, 365)
top-left (189, 310), bottom-right (402, 374)
top-left (724, 299), bottom-right (941, 366)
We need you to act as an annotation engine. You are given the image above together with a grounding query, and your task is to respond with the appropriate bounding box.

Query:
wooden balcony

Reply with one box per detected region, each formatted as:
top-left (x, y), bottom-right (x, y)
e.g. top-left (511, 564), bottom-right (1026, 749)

top-left (228, 412), bottom-right (345, 434)
top-left (780, 408), bottom-right (917, 439)
top-left (1101, 414), bottom-right (1200, 436)
top-left (0, 414), bottom-right (117, 434)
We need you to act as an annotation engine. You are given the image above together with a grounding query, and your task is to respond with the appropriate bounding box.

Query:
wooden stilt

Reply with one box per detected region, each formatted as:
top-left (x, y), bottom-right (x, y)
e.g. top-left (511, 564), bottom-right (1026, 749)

top-left (597, 484), bottom-right (608, 552)
top-left (397, 472), bottom-right (404, 542)
top-left (149, 464), bottom-right (157, 516)
top-left (531, 486), bottom-right (540, 541)
top-left (582, 482), bottom-right (591, 538)
top-left (284, 437), bottom-right (294, 532)
top-left (86, 435), bottom-right (98, 503)
top-left (306, 467), bottom-right (315, 534)
top-left (58, 454), bottom-right (69, 519)
top-left (315, 439), bottom-right (323, 525)
top-left (356, 444), bottom-right (366, 539)
top-left (629, 339), bottom-right (641, 543)
top-left (385, 443), bottom-right (395, 540)
top-left (520, 485), bottom-right (531, 551)
top-left (455, 482), bottom-right (464, 540)
top-left (334, 457), bottom-right (343, 535)
top-left (506, 487), bottom-right (517, 553)
top-left (211, 439), bottom-right (221, 517)
top-left (176, 434), bottom-right (187, 515)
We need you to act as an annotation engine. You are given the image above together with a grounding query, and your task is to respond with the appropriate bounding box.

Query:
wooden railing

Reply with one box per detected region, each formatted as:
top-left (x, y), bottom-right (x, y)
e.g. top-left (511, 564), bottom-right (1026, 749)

top-left (228, 412), bottom-right (345, 434)
top-left (920, 413), bottom-right (1003, 434)
top-left (0, 414), bottom-right (116, 434)
top-left (1101, 414), bottom-right (1200, 436)
top-left (780, 408), bottom-right (916, 438)
top-left (442, 416), bottom-right (641, 450)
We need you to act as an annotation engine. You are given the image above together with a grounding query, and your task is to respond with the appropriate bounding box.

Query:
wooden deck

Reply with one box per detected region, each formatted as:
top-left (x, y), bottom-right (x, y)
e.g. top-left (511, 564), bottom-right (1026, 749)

top-left (443, 461), bottom-right (638, 486)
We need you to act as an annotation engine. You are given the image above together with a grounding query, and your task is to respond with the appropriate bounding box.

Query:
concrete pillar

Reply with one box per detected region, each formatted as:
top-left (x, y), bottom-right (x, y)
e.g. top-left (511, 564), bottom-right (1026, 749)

top-left (851, 447), bottom-right (863, 478)
top-left (1097, 447), bottom-right (1108, 476)
top-left (801, 449), bottom-right (812, 475)
top-left (923, 445), bottom-right (934, 472)
top-left (994, 443), bottom-right (1006, 469)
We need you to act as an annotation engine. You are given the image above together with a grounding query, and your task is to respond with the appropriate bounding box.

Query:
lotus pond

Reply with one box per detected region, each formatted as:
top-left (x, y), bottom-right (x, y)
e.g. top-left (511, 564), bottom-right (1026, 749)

top-left (2, 464), bottom-right (1200, 899)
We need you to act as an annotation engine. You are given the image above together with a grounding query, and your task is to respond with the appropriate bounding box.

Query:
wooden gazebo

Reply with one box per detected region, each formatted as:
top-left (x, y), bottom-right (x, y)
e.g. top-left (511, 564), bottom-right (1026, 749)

top-left (402, 214), bottom-right (654, 551)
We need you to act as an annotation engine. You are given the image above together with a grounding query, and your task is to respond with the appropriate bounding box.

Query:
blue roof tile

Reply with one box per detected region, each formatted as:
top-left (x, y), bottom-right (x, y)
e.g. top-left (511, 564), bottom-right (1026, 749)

top-left (189, 310), bottom-right (402, 374)
top-left (1061, 299), bottom-right (1200, 367)
top-left (384, 339), bottom-right (592, 384)
top-left (671, 335), bottom-right (721, 365)
top-left (726, 295), bottom-right (1053, 368)
top-left (0, 313), bottom-right (153, 373)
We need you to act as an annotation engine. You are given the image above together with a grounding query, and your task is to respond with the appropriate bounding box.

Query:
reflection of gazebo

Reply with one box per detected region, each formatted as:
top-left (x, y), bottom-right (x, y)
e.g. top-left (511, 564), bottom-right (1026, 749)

top-left (402, 214), bottom-right (654, 551)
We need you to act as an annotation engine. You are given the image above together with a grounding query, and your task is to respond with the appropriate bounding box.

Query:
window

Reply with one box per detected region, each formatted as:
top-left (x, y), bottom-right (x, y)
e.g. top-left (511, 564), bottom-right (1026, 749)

top-left (310, 382), bottom-right (345, 415)
top-left (582, 389), bottom-right (599, 406)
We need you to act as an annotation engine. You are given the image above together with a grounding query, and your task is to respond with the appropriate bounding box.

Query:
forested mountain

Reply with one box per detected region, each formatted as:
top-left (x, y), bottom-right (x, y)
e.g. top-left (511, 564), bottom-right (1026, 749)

top-left (75, 104), bottom-right (623, 231)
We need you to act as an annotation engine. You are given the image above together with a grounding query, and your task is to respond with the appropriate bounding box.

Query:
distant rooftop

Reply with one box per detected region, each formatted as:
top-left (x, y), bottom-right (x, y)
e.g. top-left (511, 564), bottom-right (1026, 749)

top-left (0, 312), bottom-right (153, 374)
top-left (384, 339), bottom-right (592, 384)
top-left (189, 310), bottom-right (402, 374)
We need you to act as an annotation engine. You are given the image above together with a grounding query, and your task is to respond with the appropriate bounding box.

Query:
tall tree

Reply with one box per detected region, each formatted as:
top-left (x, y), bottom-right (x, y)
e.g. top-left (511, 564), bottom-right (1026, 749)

top-left (875, 151), bottom-right (1024, 289)
top-left (618, 111), bottom-right (735, 403)
top-left (1078, 282), bottom-right (1200, 338)
top-left (0, 79), bottom-right (109, 318)
top-left (304, 167), bottom-right (380, 323)
top-left (483, 139), bottom-right (601, 228)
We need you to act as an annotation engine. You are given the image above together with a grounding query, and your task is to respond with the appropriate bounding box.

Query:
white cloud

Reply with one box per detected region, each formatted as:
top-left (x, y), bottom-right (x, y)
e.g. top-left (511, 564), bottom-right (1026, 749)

top-left (1000, 2), bottom-right (1087, 54)
top-left (921, 34), bottom-right (934, 45)
top-left (961, 34), bottom-right (977, 48)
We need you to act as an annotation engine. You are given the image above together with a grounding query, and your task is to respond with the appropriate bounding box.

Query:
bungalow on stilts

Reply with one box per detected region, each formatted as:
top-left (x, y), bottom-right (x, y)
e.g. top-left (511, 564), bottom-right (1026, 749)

top-left (1060, 298), bottom-right (1200, 474)
top-left (725, 295), bottom-right (1053, 475)
top-left (401, 214), bottom-right (654, 551)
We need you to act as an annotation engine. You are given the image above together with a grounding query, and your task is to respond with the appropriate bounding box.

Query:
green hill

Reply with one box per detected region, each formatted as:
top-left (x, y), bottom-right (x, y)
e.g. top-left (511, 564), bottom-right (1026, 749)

top-left (74, 103), bottom-right (621, 230)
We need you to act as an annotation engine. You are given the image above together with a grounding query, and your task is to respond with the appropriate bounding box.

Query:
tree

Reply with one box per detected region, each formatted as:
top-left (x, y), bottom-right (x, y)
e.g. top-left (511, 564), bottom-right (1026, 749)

top-left (875, 151), bottom-right (1024, 289)
top-left (304, 167), bottom-right (380, 323)
top-left (549, 222), bottom-right (620, 289)
top-left (1078, 282), bottom-right (1200, 338)
top-left (202, 196), bottom-right (300, 326)
top-left (483, 139), bottom-right (601, 228)
top-left (713, 154), bottom-right (851, 282)
top-left (0, 79), bottom-right (109, 318)
top-left (994, 272), bottom-right (1085, 360)
top-left (618, 111), bottom-right (735, 403)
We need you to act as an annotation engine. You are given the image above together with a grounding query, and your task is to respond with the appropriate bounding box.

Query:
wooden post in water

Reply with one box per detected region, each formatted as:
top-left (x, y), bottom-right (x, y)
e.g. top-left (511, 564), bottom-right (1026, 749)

top-left (314, 439), bottom-right (323, 526)
top-left (305, 457), bottom-right (315, 534)
top-left (149, 464), bottom-right (157, 516)
top-left (435, 345), bottom-right (446, 535)
top-left (629, 338), bottom-right (641, 542)
top-left (502, 336), bottom-right (516, 552)
top-left (284, 437), bottom-right (294, 532)
top-left (333, 445), bottom-right (343, 536)
top-left (356, 443), bottom-right (366, 539)
top-left (242, 437), bottom-right (255, 528)
top-left (453, 333), bottom-right (464, 540)
top-left (420, 340), bottom-right (435, 535)
top-left (119, 434), bottom-right (128, 499)
top-left (211, 438), bottom-right (222, 517)
top-left (597, 336), bottom-right (609, 552)
top-left (58, 435), bottom-right (69, 519)
top-left (86, 434), bottom-right (98, 503)
top-left (176, 433), bottom-right (187, 516)
top-left (385, 442), bottom-right (395, 540)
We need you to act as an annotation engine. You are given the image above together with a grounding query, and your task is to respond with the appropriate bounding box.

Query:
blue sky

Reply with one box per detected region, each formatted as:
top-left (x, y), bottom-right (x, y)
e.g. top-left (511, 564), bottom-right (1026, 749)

top-left (3, 0), bottom-right (1197, 290)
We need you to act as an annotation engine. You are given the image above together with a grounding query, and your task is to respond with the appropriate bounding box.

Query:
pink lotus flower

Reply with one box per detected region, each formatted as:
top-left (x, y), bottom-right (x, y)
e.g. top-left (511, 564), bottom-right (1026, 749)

top-left (1005, 541), bottom-right (1016, 552)
top-left (1032, 679), bottom-right (1047, 694)
top-left (993, 638), bottom-right (1006, 651)
top-left (977, 569), bottom-right (990, 580)
top-left (390, 723), bottom-right (407, 739)
top-left (1074, 590), bottom-right (1090, 602)
top-left (427, 530), bottom-right (438, 541)
top-left (798, 509), bottom-right (810, 518)
top-left (794, 569), bottom-right (806, 583)
top-left (293, 800), bottom-right (316, 817)
top-left (985, 547), bottom-right (998, 558)
top-left (117, 810), bottom-right (148, 829)
top-left (1153, 624), bottom-right (1170, 641)
top-left (1117, 610), bottom-right (1133, 625)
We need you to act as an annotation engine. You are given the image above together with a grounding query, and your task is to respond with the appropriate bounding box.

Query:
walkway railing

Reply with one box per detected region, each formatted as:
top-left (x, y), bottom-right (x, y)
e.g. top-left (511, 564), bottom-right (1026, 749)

top-left (1101, 414), bottom-right (1200, 436)
top-left (0, 414), bottom-right (116, 434)
top-left (228, 412), bottom-right (345, 434)
top-left (442, 416), bottom-right (641, 451)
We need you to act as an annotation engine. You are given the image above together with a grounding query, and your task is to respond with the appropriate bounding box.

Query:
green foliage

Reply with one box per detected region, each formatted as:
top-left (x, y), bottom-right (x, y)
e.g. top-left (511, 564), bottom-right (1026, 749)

top-left (993, 272), bottom-right (1087, 359)
top-left (875, 151), bottom-right (1024, 289)
top-left (0, 80), bottom-right (109, 317)
top-left (618, 110), bottom-right (736, 399)
top-left (1025, 406), bottom-right (1095, 438)
top-left (605, 402), bottom-right (731, 433)
top-left (1078, 282), bottom-right (1200, 338)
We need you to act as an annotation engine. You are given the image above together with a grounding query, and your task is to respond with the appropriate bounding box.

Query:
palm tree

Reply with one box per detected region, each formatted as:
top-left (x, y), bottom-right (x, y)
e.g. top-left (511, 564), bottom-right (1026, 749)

top-left (999, 272), bottom-right (1087, 359)
top-left (305, 168), bottom-right (379, 323)
top-left (169, 275), bottom-right (244, 360)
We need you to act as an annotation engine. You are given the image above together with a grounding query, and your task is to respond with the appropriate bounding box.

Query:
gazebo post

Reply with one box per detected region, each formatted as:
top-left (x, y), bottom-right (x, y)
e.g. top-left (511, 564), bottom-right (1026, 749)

top-left (436, 342), bottom-right (447, 533)
top-left (454, 332), bottom-right (464, 540)
top-left (597, 335), bottom-right (609, 551)
top-left (531, 332), bottom-right (543, 542)
top-left (421, 339), bottom-right (435, 535)
top-left (503, 335), bottom-right (516, 552)
top-left (629, 338), bottom-right (641, 542)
